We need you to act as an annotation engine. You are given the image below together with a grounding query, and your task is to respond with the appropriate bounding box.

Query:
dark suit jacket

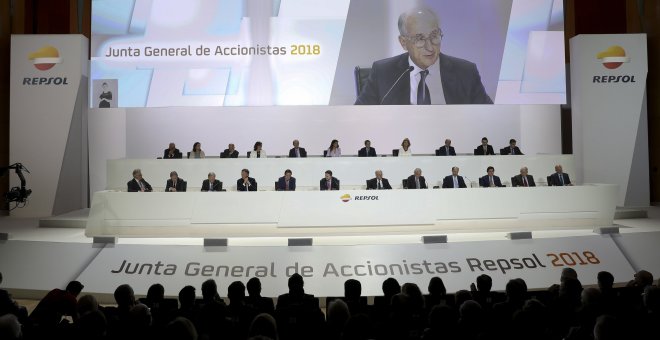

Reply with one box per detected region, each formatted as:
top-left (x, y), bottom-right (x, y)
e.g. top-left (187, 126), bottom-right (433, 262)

top-left (479, 175), bottom-right (504, 187)
top-left (127, 178), bottom-right (153, 192)
top-left (163, 148), bottom-right (182, 159)
top-left (276, 176), bottom-right (296, 191)
top-left (288, 147), bottom-right (307, 158)
top-left (474, 145), bottom-right (495, 155)
top-left (366, 177), bottom-right (392, 190)
top-left (406, 175), bottom-right (427, 189)
top-left (512, 175), bottom-right (536, 187)
top-left (220, 149), bottom-right (239, 158)
top-left (355, 52), bottom-right (492, 105)
top-left (201, 179), bottom-right (222, 192)
top-left (548, 173), bottom-right (571, 186)
top-left (358, 147), bottom-right (377, 157)
top-left (320, 177), bottom-right (340, 191)
top-left (237, 177), bottom-right (257, 191)
top-left (165, 178), bottom-right (187, 192)
top-left (442, 175), bottom-right (467, 188)
top-left (436, 146), bottom-right (456, 156)
top-left (500, 146), bottom-right (523, 155)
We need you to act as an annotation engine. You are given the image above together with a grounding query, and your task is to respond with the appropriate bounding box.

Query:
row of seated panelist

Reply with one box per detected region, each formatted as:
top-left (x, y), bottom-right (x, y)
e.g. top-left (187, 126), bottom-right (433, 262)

top-left (126, 165), bottom-right (572, 192)
top-left (160, 137), bottom-right (524, 159)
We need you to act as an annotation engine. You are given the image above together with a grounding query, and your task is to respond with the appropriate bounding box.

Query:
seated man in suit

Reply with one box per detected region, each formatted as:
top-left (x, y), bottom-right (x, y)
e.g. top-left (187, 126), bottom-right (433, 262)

top-left (437, 139), bottom-right (456, 156)
top-left (245, 278), bottom-right (274, 315)
top-left (165, 171), bottom-right (186, 192)
top-left (358, 140), bottom-right (377, 157)
top-left (474, 137), bottom-right (495, 155)
top-left (276, 169), bottom-right (296, 191)
top-left (548, 164), bottom-right (573, 186)
top-left (237, 169), bottom-right (257, 191)
top-left (276, 273), bottom-right (323, 338)
top-left (127, 168), bottom-right (153, 192)
top-left (288, 139), bottom-right (307, 158)
top-left (354, 7), bottom-right (492, 105)
top-left (512, 166), bottom-right (536, 187)
top-left (367, 170), bottom-right (392, 190)
top-left (406, 168), bottom-right (428, 189)
top-left (320, 170), bottom-right (340, 190)
top-left (442, 166), bottom-right (467, 188)
top-left (478, 166), bottom-right (504, 187)
top-left (501, 138), bottom-right (524, 155)
top-left (201, 172), bottom-right (222, 192)
top-left (220, 143), bottom-right (239, 158)
top-left (163, 142), bottom-right (182, 159)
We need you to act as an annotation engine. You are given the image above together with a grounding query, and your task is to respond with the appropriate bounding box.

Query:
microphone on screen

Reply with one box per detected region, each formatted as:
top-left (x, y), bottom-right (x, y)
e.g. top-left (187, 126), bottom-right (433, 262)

top-left (380, 66), bottom-right (414, 104)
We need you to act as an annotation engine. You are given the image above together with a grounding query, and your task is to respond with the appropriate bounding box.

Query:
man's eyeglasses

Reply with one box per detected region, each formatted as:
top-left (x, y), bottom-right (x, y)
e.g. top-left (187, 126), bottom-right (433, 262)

top-left (405, 29), bottom-right (443, 48)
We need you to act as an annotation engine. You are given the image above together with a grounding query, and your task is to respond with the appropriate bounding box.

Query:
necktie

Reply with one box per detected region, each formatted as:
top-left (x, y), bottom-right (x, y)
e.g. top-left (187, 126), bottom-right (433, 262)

top-left (377, 180), bottom-right (382, 190)
top-left (417, 70), bottom-right (431, 105)
top-left (453, 176), bottom-right (458, 188)
top-left (209, 181), bottom-right (213, 191)
top-left (172, 181), bottom-right (176, 190)
top-left (489, 176), bottom-right (494, 187)
top-left (296, 149), bottom-right (299, 157)
top-left (327, 180), bottom-right (331, 190)
top-left (523, 177), bottom-right (528, 187)
top-left (285, 180), bottom-right (289, 190)
top-left (511, 147), bottom-right (515, 155)
top-left (257, 151), bottom-right (260, 158)
top-left (138, 180), bottom-right (145, 191)
top-left (559, 174), bottom-right (564, 186)
top-left (446, 146), bottom-right (449, 155)
top-left (416, 177), bottom-right (420, 189)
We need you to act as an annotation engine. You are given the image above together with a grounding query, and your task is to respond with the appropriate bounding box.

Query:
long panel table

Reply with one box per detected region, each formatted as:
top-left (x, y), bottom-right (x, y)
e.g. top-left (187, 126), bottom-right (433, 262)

top-left (86, 184), bottom-right (618, 238)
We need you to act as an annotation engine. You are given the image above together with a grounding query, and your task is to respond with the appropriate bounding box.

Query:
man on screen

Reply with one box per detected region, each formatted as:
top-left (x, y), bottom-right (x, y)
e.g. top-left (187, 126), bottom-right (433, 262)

top-left (288, 140), bottom-right (307, 158)
top-left (355, 7), bottom-right (492, 105)
top-left (442, 166), bottom-right (467, 188)
top-left (367, 170), bottom-right (392, 190)
top-left (237, 169), bottom-right (257, 191)
top-left (276, 169), bottom-right (296, 191)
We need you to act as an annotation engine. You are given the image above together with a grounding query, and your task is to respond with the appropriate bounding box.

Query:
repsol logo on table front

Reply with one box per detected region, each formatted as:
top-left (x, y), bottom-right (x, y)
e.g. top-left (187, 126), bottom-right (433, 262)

top-left (22, 77), bottom-right (69, 85)
top-left (592, 75), bottom-right (636, 83)
top-left (353, 195), bottom-right (378, 201)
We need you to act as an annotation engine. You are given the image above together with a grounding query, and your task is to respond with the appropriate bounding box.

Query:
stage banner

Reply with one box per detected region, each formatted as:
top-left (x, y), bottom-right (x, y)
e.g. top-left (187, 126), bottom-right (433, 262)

top-left (570, 34), bottom-right (648, 207)
top-left (9, 35), bottom-right (89, 217)
top-left (76, 235), bottom-right (632, 297)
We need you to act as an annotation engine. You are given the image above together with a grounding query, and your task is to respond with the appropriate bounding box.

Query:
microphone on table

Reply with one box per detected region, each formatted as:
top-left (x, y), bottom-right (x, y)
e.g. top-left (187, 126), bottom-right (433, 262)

top-left (463, 176), bottom-right (471, 188)
top-left (380, 66), bottom-right (414, 104)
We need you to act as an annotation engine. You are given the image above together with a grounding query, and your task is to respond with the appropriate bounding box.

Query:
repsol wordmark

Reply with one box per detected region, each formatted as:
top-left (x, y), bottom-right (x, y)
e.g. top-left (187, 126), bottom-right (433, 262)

top-left (353, 196), bottom-right (379, 201)
top-left (23, 77), bottom-right (69, 85)
top-left (592, 75), bottom-right (636, 83)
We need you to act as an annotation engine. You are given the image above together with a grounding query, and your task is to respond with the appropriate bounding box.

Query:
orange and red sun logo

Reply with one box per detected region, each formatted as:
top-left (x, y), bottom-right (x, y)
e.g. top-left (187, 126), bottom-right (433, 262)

top-left (596, 46), bottom-right (630, 70)
top-left (340, 194), bottom-right (351, 202)
top-left (28, 45), bottom-right (62, 71)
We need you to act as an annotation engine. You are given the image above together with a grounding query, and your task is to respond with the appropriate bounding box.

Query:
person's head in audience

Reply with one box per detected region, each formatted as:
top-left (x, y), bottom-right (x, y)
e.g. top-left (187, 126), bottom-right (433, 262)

top-left (193, 142), bottom-right (202, 152)
top-left (77, 310), bottom-right (107, 339)
top-left (555, 164), bottom-right (564, 174)
top-left (77, 294), bottom-right (99, 317)
top-left (254, 141), bottom-right (263, 151)
top-left (178, 285), bottom-right (197, 309)
top-left (445, 138), bottom-right (452, 147)
top-left (644, 286), bottom-right (660, 314)
top-left (344, 279), bottom-right (362, 301)
top-left (597, 271), bottom-right (614, 291)
top-left (414, 168), bottom-right (422, 178)
top-left (170, 171), bottom-right (179, 182)
top-left (452, 166), bottom-right (460, 176)
top-left (481, 137), bottom-right (489, 146)
top-left (505, 278), bottom-right (527, 304)
top-left (165, 317), bottom-right (198, 340)
top-left (0, 314), bottom-right (22, 340)
top-left (327, 299), bottom-right (350, 335)
top-left (248, 313), bottom-right (278, 340)
top-left (520, 166), bottom-right (529, 176)
top-left (284, 169), bottom-right (292, 181)
top-left (66, 280), bottom-right (84, 297)
top-left (458, 300), bottom-right (483, 325)
top-left (476, 274), bottom-right (492, 292)
top-left (242, 169), bottom-right (250, 179)
top-left (559, 278), bottom-right (583, 305)
top-left (401, 138), bottom-right (411, 150)
top-left (342, 314), bottom-right (372, 340)
top-left (428, 304), bottom-right (458, 331)
top-left (455, 290), bottom-right (472, 308)
top-left (114, 284), bottom-right (136, 311)
top-left (329, 139), bottom-right (339, 151)
top-left (128, 303), bottom-right (152, 329)
top-left (228, 281), bottom-right (246, 306)
top-left (201, 279), bottom-right (219, 302)
top-left (486, 166), bottom-right (495, 176)
top-left (228, 143), bottom-right (236, 152)
top-left (428, 277), bottom-right (446, 297)
top-left (630, 269), bottom-right (654, 289)
top-left (147, 283), bottom-right (165, 303)
top-left (325, 170), bottom-right (333, 181)
top-left (288, 273), bottom-right (305, 295)
top-left (364, 140), bottom-right (371, 148)
top-left (560, 267), bottom-right (578, 284)
top-left (292, 139), bottom-right (300, 148)
top-left (382, 277), bottom-right (401, 300)
top-left (375, 170), bottom-right (384, 180)
top-left (247, 277), bottom-right (262, 298)
top-left (593, 315), bottom-right (620, 340)
top-left (402, 282), bottom-right (424, 310)
top-left (510, 138), bottom-right (517, 147)
top-left (132, 168), bottom-right (143, 181)
top-left (208, 172), bottom-right (216, 183)
top-left (581, 287), bottom-right (602, 308)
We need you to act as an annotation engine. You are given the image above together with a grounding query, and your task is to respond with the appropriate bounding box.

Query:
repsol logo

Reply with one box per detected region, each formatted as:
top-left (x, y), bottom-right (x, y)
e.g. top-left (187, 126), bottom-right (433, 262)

top-left (592, 75), bottom-right (636, 83)
top-left (353, 196), bottom-right (379, 201)
top-left (22, 77), bottom-right (69, 85)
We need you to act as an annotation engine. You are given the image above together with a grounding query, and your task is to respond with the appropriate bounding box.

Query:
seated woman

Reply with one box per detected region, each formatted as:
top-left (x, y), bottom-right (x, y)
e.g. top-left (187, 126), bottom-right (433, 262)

top-left (398, 138), bottom-right (412, 156)
top-left (249, 141), bottom-right (267, 158)
top-left (326, 139), bottom-right (341, 157)
top-left (189, 142), bottom-right (205, 159)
